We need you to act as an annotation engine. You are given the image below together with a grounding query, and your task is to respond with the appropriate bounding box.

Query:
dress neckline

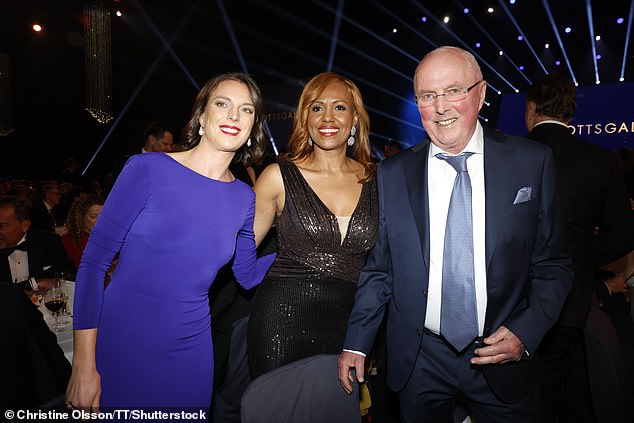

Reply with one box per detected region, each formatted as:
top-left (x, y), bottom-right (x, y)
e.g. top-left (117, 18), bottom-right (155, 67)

top-left (161, 153), bottom-right (238, 184)
top-left (287, 161), bottom-right (365, 244)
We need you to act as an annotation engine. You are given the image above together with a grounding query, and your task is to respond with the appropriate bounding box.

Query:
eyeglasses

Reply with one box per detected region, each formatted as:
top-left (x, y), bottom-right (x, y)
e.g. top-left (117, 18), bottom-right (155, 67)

top-left (414, 80), bottom-right (484, 108)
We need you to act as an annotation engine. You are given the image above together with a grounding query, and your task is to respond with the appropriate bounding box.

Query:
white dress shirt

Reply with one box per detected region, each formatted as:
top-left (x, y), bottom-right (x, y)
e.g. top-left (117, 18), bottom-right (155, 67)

top-left (425, 122), bottom-right (487, 336)
top-left (8, 235), bottom-right (29, 283)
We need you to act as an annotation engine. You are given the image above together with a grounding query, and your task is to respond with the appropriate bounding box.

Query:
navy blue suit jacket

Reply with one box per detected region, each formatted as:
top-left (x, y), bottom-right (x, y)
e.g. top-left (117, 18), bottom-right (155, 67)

top-left (344, 127), bottom-right (573, 402)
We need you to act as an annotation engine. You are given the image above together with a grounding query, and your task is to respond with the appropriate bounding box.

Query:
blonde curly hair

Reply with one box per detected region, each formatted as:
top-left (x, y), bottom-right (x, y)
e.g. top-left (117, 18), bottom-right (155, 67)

top-left (65, 194), bottom-right (104, 249)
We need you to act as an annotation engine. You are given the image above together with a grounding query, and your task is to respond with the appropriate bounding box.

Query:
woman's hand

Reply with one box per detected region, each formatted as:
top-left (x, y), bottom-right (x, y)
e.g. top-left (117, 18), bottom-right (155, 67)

top-left (65, 366), bottom-right (102, 412)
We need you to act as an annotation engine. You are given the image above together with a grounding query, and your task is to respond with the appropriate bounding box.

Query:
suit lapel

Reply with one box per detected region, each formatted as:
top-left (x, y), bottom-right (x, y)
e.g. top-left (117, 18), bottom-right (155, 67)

top-left (403, 141), bottom-right (430, 273)
top-left (483, 129), bottom-right (513, 270)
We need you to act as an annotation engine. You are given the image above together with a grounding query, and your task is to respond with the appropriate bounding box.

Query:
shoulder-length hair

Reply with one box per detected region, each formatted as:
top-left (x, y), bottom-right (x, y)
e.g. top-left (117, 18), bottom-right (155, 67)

top-left (181, 72), bottom-right (267, 167)
top-left (284, 72), bottom-right (375, 182)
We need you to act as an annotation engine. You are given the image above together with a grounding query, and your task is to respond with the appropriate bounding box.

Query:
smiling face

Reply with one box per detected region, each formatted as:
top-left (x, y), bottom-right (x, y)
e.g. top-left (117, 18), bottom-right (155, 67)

top-left (307, 81), bottom-right (358, 152)
top-left (198, 80), bottom-right (255, 153)
top-left (414, 48), bottom-right (486, 154)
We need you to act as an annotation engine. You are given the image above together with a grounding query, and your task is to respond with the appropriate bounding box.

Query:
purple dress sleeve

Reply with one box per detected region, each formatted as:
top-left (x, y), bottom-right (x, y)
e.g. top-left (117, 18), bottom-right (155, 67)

top-left (73, 155), bottom-right (150, 329)
top-left (232, 198), bottom-right (276, 290)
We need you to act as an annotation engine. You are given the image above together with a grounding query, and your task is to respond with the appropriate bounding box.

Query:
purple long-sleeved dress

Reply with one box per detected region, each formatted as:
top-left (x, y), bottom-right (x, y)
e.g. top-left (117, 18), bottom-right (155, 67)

top-left (73, 153), bottom-right (273, 409)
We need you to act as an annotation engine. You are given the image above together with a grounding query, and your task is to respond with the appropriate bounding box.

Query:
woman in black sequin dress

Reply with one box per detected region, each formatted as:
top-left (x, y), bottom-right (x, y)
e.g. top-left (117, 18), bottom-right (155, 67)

top-left (248, 72), bottom-right (378, 378)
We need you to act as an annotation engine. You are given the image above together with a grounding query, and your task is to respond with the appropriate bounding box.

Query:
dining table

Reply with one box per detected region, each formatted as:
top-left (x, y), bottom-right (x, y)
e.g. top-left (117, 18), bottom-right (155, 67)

top-left (39, 280), bottom-right (74, 363)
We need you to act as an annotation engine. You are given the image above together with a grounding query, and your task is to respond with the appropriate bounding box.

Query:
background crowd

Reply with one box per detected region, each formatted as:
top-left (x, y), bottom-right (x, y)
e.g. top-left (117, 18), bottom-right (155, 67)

top-left (1, 47), bottom-right (634, 423)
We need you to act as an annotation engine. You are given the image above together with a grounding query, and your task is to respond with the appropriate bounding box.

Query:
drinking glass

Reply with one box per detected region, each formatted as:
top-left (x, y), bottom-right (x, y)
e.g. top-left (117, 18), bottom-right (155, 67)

top-left (43, 285), bottom-right (66, 335)
top-left (55, 272), bottom-right (72, 317)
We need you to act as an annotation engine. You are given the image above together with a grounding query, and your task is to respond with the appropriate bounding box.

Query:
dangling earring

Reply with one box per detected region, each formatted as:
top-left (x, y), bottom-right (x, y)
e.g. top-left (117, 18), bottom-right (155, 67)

top-left (347, 125), bottom-right (357, 146)
top-left (246, 138), bottom-right (252, 147)
top-left (308, 137), bottom-right (313, 147)
top-left (198, 126), bottom-right (204, 136)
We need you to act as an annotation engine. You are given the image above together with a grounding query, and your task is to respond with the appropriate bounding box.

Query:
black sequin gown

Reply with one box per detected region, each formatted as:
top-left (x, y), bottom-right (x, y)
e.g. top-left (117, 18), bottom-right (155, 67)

top-left (248, 160), bottom-right (378, 378)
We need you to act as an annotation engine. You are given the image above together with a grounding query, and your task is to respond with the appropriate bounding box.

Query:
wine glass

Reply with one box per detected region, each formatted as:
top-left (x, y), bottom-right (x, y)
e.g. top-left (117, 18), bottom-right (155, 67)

top-left (55, 272), bottom-right (72, 317)
top-left (43, 285), bottom-right (66, 335)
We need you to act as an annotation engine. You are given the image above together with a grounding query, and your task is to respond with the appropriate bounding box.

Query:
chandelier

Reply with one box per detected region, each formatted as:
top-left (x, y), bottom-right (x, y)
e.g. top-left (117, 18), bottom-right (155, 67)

top-left (83, 3), bottom-right (113, 124)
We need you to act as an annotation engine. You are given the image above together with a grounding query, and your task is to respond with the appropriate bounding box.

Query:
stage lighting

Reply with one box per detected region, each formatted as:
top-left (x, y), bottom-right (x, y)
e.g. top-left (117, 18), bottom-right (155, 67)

top-left (564, 27), bottom-right (571, 33)
top-left (595, 35), bottom-right (601, 41)
top-left (475, 42), bottom-right (481, 48)
top-left (115, 10), bottom-right (122, 17)
top-left (487, 8), bottom-right (494, 13)
top-left (617, 18), bottom-right (624, 24)
top-left (545, 43), bottom-right (550, 48)
top-left (556, 60), bottom-right (561, 65)
top-left (517, 35), bottom-right (523, 41)
top-left (32, 24), bottom-right (42, 32)
top-left (464, 8), bottom-right (469, 14)
top-left (499, 50), bottom-right (504, 56)
top-left (443, 16), bottom-right (450, 23)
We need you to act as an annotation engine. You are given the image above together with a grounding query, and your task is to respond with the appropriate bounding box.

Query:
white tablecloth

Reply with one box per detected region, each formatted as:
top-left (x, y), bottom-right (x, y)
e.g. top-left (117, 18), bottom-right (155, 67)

top-left (40, 280), bottom-right (74, 363)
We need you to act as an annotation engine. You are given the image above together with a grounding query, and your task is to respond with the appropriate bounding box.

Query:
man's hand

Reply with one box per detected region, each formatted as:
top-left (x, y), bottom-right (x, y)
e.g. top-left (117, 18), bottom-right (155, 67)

top-left (337, 351), bottom-right (365, 394)
top-left (605, 275), bottom-right (628, 294)
top-left (471, 325), bottom-right (525, 365)
top-left (37, 278), bottom-right (61, 289)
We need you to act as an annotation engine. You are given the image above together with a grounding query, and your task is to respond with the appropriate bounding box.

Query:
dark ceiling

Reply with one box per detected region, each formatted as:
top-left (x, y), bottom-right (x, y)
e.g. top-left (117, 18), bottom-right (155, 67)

top-left (1, 0), bottom-right (632, 178)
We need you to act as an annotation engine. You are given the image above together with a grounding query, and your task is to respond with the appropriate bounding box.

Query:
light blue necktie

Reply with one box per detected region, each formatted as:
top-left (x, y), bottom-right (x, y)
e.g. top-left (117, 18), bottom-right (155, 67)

top-left (436, 152), bottom-right (478, 352)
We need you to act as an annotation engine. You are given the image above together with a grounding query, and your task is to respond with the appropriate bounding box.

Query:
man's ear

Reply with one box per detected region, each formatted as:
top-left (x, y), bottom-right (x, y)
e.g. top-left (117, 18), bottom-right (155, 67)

top-left (21, 219), bottom-right (31, 234)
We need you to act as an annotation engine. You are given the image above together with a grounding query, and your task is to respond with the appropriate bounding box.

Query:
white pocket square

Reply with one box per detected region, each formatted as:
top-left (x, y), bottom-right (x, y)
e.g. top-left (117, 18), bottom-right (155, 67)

top-left (513, 186), bottom-right (533, 204)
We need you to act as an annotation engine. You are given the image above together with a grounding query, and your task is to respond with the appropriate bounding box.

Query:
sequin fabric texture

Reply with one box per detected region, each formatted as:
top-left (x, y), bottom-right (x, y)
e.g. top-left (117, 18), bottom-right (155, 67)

top-left (248, 160), bottom-right (378, 378)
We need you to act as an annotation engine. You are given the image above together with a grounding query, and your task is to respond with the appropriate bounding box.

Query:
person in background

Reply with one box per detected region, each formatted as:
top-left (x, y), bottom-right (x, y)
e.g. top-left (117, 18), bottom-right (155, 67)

top-left (0, 198), bottom-right (72, 410)
top-left (338, 46), bottom-right (573, 423)
top-left (65, 73), bottom-right (274, 412)
top-left (383, 139), bottom-right (403, 159)
top-left (30, 181), bottom-right (61, 233)
top-left (143, 120), bottom-right (174, 153)
top-left (60, 194), bottom-right (104, 268)
top-left (0, 195), bottom-right (74, 290)
top-left (525, 72), bottom-right (634, 422)
top-left (248, 72), bottom-right (378, 381)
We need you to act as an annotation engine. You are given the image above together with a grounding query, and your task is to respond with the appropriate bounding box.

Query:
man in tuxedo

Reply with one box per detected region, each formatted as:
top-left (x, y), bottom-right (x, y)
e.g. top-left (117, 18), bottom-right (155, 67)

top-left (0, 195), bottom-right (75, 290)
top-left (525, 73), bottom-right (634, 422)
top-left (0, 195), bottom-right (73, 408)
top-left (30, 181), bottom-right (61, 233)
top-left (338, 46), bottom-right (573, 422)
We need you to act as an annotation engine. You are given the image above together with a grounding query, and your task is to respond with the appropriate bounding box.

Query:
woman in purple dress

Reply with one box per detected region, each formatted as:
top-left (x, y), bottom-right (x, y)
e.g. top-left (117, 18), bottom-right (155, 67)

top-left (65, 73), bottom-right (274, 411)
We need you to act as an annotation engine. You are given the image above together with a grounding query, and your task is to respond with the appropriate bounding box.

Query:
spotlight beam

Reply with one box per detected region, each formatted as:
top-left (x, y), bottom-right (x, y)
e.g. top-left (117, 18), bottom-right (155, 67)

top-left (133, 0), bottom-right (200, 91)
top-left (370, 0), bottom-right (437, 50)
top-left (620, 0), bottom-right (634, 80)
top-left (497, 0), bottom-right (549, 75)
top-left (412, 1), bottom-right (520, 92)
top-left (327, 0), bottom-right (345, 71)
top-left (541, 0), bottom-right (577, 84)
top-left (457, 0), bottom-right (531, 84)
top-left (310, 0), bottom-right (420, 63)
top-left (82, 2), bottom-right (198, 175)
top-left (237, 7), bottom-right (412, 82)
top-left (216, 0), bottom-right (249, 74)
top-left (217, 0), bottom-right (280, 153)
top-left (584, 0), bottom-right (599, 84)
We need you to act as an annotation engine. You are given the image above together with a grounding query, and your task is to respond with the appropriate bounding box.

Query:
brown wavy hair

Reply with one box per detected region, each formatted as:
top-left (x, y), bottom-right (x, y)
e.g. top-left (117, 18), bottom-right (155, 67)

top-left (65, 194), bottom-right (104, 249)
top-left (284, 72), bottom-right (375, 182)
top-left (181, 72), bottom-right (267, 167)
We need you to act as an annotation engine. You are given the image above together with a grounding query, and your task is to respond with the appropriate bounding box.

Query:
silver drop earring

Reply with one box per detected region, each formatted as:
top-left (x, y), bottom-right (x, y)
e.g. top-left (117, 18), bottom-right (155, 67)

top-left (347, 125), bottom-right (357, 146)
top-left (308, 137), bottom-right (313, 147)
top-left (198, 126), bottom-right (204, 136)
top-left (247, 138), bottom-right (252, 147)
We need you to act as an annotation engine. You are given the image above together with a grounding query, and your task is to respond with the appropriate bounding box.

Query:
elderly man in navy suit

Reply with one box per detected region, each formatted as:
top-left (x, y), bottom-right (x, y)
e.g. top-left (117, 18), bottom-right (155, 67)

top-left (338, 46), bottom-right (573, 422)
